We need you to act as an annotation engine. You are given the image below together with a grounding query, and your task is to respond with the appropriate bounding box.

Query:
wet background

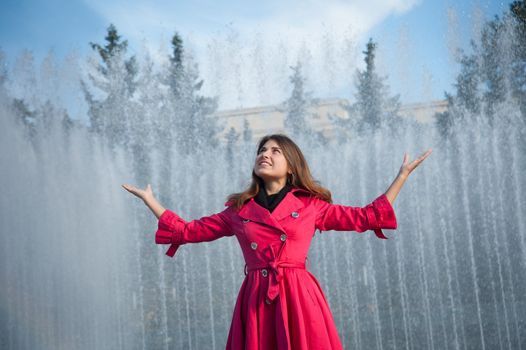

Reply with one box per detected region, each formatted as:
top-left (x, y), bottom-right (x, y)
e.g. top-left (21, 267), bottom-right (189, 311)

top-left (1, 2), bottom-right (525, 350)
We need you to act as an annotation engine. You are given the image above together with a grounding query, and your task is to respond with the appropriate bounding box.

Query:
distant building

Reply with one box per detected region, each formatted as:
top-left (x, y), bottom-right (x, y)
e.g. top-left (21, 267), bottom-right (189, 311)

top-left (398, 100), bottom-right (448, 124)
top-left (214, 98), bottom-right (448, 142)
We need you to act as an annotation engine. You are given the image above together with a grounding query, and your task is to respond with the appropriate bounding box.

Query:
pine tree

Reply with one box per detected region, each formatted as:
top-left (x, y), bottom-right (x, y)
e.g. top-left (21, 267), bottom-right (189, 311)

top-left (435, 93), bottom-right (455, 140)
top-left (11, 50), bottom-right (37, 109)
top-left (284, 61), bottom-right (327, 145)
top-left (352, 38), bottom-right (400, 131)
top-left (164, 33), bottom-right (222, 154)
top-left (284, 61), bottom-right (310, 137)
top-left (82, 24), bottom-right (138, 147)
top-left (441, 1), bottom-right (526, 129)
top-left (225, 126), bottom-right (240, 167)
top-left (342, 39), bottom-right (401, 136)
top-left (510, 0), bottom-right (526, 117)
top-left (167, 32), bottom-right (184, 98)
top-left (434, 49), bottom-right (481, 139)
top-left (61, 110), bottom-right (75, 134)
top-left (356, 39), bottom-right (382, 130)
top-left (454, 45), bottom-right (482, 116)
top-left (12, 98), bottom-right (35, 131)
top-left (480, 18), bottom-right (507, 117)
top-left (239, 118), bottom-right (254, 164)
top-left (242, 118), bottom-right (253, 144)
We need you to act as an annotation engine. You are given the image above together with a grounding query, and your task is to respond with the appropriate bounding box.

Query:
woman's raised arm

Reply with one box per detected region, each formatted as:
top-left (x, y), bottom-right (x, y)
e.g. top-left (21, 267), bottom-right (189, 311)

top-left (122, 183), bottom-right (234, 258)
top-left (122, 183), bottom-right (166, 219)
top-left (385, 149), bottom-right (432, 204)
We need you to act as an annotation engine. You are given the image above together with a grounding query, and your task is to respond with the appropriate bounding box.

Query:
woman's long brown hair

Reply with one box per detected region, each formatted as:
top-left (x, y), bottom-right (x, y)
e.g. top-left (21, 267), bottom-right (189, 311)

top-left (226, 134), bottom-right (333, 210)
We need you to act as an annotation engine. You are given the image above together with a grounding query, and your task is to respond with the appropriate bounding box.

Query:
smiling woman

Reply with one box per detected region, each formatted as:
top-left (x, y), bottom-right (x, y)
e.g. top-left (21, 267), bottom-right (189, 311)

top-left (122, 133), bottom-right (431, 350)
top-left (254, 140), bottom-right (291, 195)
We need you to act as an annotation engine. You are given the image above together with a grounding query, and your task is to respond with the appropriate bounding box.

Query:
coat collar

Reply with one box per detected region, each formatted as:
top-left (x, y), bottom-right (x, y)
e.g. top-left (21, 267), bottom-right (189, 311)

top-left (229, 187), bottom-right (312, 234)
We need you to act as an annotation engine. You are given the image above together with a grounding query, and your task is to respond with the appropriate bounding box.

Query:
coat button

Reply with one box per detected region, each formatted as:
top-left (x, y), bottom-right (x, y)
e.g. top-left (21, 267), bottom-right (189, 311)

top-left (291, 211), bottom-right (299, 218)
top-left (265, 298), bottom-right (272, 305)
top-left (280, 234), bottom-right (287, 242)
top-left (261, 269), bottom-right (268, 277)
top-left (250, 242), bottom-right (258, 250)
top-left (243, 219), bottom-right (250, 223)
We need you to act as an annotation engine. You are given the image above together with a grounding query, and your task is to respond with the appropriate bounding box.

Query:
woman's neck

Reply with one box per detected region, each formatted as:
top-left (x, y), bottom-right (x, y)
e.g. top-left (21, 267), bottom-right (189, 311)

top-left (263, 179), bottom-right (287, 195)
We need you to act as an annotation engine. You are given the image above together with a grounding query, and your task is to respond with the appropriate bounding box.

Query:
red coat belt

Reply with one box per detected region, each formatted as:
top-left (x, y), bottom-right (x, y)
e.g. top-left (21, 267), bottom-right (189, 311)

top-left (246, 259), bottom-right (306, 304)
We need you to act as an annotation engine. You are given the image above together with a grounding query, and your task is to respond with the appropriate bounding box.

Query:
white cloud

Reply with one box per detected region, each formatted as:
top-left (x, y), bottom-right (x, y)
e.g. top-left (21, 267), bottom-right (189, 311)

top-left (83, 0), bottom-right (421, 109)
top-left (84, 0), bottom-right (420, 57)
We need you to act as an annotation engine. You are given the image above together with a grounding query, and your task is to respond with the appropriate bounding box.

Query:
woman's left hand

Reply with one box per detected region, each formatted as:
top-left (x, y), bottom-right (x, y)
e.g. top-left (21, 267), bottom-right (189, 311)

top-left (399, 149), bottom-right (432, 178)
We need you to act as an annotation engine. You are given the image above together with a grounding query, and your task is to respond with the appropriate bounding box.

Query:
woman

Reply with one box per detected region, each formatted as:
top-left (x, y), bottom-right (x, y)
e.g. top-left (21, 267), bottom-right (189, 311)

top-left (122, 133), bottom-right (432, 350)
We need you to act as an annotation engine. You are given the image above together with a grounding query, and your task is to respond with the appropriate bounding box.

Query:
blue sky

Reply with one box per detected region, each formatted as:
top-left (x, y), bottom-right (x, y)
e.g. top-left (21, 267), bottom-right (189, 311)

top-left (0, 0), bottom-right (514, 110)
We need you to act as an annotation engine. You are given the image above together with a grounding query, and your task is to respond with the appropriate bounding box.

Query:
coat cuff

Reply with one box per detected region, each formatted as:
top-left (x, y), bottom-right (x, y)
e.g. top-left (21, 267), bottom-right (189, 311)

top-left (155, 209), bottom-right (184, 258)
top-left (365, 194), bottom-right (397, 239)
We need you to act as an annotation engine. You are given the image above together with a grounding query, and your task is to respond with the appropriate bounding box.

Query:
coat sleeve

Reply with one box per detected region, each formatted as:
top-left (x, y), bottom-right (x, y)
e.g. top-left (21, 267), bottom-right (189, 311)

top-left (154, 206), bottom-right (234, 258)
top-left (313, 193), bottom-right (397, 239)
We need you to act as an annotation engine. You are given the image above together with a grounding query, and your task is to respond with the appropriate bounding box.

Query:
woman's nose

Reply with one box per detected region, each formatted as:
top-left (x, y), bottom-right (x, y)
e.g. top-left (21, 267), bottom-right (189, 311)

top-left (260, 150), bottom-right (271, 158)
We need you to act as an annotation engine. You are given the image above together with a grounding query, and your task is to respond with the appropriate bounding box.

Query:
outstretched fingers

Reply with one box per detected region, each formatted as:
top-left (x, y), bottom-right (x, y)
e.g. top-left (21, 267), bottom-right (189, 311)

top-left (417, 149), bottom-right (432, 162)
top-left (122, 184), bottom-right (137, 192)
top-left (410, 149), bottom-right (432, 168)
top-left (403, 153), bottom-right (409, 166)
top-left (122, 184), bottom-right (144, 198)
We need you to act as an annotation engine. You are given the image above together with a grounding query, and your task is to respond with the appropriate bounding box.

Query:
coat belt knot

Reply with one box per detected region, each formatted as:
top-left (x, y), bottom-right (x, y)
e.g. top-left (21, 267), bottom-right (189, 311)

top-left (246, 260), bottom-right (306, 303)
top-left (268, 261), bottom-right (282, 282)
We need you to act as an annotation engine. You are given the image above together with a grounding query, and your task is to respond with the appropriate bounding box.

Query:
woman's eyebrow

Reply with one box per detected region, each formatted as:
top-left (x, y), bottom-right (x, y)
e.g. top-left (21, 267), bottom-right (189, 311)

top-left (259, 146), bottom-right (281, 152)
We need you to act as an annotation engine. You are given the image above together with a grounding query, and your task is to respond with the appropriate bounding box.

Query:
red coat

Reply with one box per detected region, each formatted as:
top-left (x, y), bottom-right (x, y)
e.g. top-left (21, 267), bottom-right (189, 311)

top-left (155, 187), bottom-right (397, 350)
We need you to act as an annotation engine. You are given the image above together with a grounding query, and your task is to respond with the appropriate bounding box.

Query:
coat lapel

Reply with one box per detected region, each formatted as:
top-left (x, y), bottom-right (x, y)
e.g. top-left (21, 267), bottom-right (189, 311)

top-left (270, 190), bottom-right (305, 221)
top-left (237, 187), bottom-right (310, 233)
top-left (238, 198), bottom-right (281, 232)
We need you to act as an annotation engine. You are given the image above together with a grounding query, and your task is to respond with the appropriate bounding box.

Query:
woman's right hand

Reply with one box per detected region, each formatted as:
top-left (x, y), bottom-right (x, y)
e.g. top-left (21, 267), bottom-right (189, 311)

top-left (122, 183), bottom-right (154, 203)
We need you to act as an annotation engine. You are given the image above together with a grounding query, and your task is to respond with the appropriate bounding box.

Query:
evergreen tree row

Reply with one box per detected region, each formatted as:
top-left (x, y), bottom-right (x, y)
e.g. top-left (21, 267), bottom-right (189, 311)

top-left (1, 24), bottom-right (404, 151)
top-left (436, 0), bottom-right (526, 138)
top-left (4, 0), bottom-right (524, 151)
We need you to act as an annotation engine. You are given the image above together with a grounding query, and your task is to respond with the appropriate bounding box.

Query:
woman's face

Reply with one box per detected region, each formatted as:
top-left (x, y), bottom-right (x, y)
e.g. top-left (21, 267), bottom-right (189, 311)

top-left (254, 139), bottom-right (290, 183)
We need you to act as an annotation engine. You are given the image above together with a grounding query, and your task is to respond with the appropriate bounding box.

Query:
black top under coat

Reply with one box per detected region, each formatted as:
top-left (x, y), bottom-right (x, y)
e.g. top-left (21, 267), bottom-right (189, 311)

top-left (254, 182), bottom-right (293, 213)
